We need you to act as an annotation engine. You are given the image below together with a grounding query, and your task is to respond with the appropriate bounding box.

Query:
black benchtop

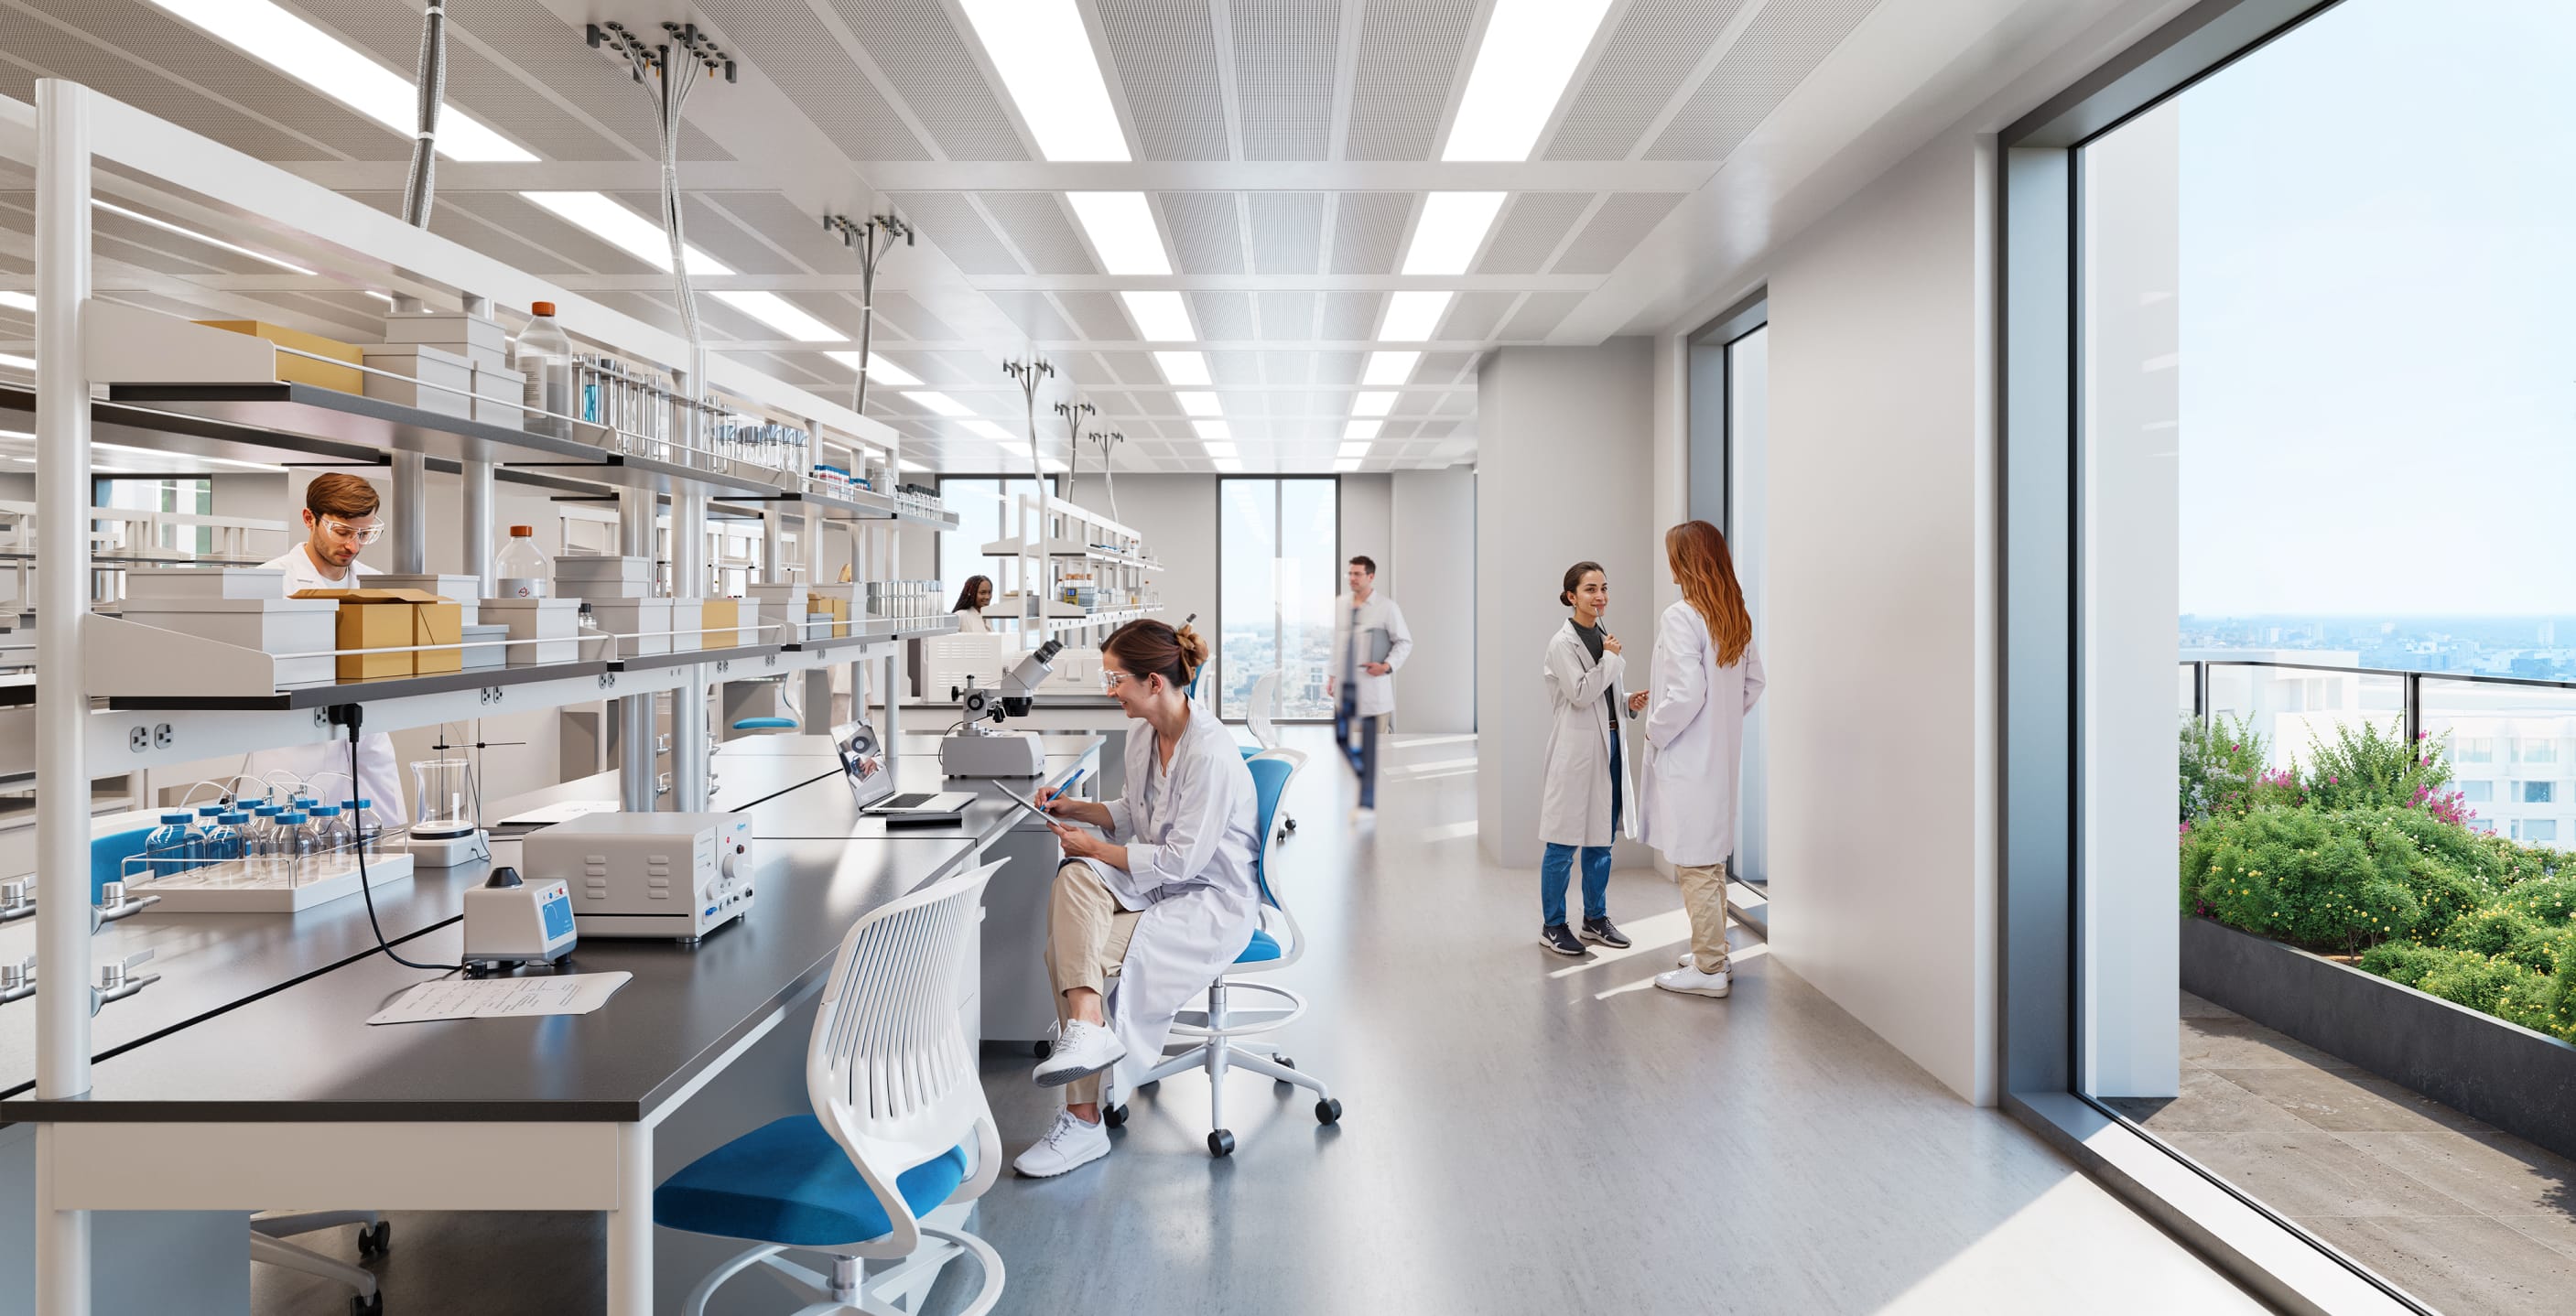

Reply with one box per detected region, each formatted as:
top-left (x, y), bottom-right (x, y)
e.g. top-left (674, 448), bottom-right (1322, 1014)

top-left (742, 739), bottom-right (1099, 843)
top-left (0, 836), bottom-right (975, 1124)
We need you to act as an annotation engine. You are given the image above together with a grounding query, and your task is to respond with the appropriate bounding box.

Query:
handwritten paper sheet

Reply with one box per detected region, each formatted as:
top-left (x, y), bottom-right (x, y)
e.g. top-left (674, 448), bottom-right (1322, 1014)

top-left (367, 972), bottom-right (632, 1025)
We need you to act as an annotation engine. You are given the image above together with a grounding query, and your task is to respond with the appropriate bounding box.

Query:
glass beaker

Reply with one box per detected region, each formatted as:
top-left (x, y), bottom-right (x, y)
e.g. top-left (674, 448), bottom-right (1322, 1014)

top-left (411, 759), bottom-right (481, 839)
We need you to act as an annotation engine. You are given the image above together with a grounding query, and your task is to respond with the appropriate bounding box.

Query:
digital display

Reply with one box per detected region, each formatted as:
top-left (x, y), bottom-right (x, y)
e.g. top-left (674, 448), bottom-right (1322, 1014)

top-left (541, 889), bottom-right (575, 941)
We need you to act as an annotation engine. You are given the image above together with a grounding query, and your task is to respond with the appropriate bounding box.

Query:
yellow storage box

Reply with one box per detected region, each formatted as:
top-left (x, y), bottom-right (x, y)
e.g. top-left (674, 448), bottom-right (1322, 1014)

top-left (195, 320), bottom-right (365, 394)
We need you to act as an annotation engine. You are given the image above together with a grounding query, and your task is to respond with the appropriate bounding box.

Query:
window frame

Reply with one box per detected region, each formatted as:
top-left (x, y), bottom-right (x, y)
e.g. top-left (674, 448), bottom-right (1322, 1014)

top-left (1213, 475), bottom-right (1340, 724)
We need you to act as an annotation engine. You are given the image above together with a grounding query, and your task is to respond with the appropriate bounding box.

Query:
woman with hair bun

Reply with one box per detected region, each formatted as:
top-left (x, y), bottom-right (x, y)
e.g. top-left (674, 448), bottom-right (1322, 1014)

top-left (1640, 521), bottom-right (1764, 999)
top-left (1534, 561), bottom-right (1641, 957)
top-left (1012, 618), bottom-right (1264, 1178)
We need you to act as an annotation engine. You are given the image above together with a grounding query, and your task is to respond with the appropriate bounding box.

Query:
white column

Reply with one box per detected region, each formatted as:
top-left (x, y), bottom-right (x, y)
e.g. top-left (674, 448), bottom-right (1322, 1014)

top-left (390, 451), bottom-right (428, 575)
top-left (618, 488), bottom-right (657, 813)
top-left (460, 459), bottom-right (493, 593)
top-left (670, 489), bottom-right (709, 810)
top-left (34, 75), bottom-right (96, 1316)
top-left (605, 1122), bottom-right (653, 1316)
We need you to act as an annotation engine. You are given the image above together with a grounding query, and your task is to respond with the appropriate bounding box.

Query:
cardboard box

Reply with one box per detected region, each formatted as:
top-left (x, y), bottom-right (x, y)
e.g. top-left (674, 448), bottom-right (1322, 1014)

top-left (195, 320), bottom-right (364, 394)
top-left (478, 598), bottom-right (579, 666)
top-left (370, 575), bottom-right (483, 626)
top-left (295, 588), bottom-right (459, 680)
top-left (698, 598), bottom-right (741, 649)
top-left (359, 343), bottom-right (474, 417)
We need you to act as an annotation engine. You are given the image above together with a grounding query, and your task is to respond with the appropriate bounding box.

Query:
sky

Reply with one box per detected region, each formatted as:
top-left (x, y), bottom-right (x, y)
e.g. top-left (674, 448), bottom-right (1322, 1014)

top-left (2170, 0), bottom-right (2576, 615)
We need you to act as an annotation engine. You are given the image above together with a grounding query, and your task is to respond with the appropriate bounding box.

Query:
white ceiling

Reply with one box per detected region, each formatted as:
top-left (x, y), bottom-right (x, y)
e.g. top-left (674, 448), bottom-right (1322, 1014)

top-left (0, 0), bottom-right (1976, 474)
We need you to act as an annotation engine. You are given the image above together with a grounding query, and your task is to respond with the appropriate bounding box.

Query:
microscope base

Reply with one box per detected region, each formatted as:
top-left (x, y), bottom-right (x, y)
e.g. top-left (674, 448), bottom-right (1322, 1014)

top-left (939, 730), bottom-right (1046, 779)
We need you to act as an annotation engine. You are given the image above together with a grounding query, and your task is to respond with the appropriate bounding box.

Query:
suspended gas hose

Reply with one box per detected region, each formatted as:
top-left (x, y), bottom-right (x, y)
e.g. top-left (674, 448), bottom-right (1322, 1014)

top-left (1093, 429), bottom-right (1126, 523)
top-left (589, 20), bottom-right (736, 457)
top-left (1055, 398), bottom-right (1096, 506)
top-left (824, 212), bottom-right (914, 419)
top-left (1003, 357), bottom-right (1056, 491)
top-left (399, 0), bottom-right (448, 226)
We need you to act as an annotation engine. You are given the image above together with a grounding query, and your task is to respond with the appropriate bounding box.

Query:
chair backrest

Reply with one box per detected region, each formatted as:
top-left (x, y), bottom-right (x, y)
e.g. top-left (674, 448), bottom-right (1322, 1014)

top-left (92, 826), bottom-right (154, 901)
top-left (1246, 670), bottom-right (1283, 750)
top-left (806, 860), bottom-right (1005, 1248)
top-left (1244, 750), bottom-right (1303, 911)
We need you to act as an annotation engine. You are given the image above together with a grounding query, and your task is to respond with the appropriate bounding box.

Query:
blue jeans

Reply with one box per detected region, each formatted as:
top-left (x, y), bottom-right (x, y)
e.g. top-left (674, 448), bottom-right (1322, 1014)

top-left (1541, 730), bottom-right (1622, 927)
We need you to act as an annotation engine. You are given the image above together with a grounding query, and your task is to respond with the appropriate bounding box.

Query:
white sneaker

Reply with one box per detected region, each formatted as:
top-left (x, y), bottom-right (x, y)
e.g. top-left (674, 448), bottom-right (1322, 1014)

top-left (1655, 965), bottom-right (1732, 998)
top-left (1012, 1110), bottom-right (1110, 1178)
top-left (1033, 1019), bottom-right (1126, 1088)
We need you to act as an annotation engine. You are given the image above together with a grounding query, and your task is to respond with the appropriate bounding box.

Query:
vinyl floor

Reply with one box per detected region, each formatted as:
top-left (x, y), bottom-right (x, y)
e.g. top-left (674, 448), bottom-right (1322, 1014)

top-left (254, 728), bottom-right (2267, 1315)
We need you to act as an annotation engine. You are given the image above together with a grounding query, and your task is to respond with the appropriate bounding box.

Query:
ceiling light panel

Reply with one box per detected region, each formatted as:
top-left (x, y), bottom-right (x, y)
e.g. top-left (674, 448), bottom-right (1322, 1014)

top-left (1402, 193), bottom-right (1508, 275)
top-left (1352, 391), bottom-right (1398, 417)
top-left (1362, 351), bottom-right (1421, 387)
top-left (0, 292), bottom-right (33, 312)
top-left (1153, 351), bottom-right (1213, 386)
top-left (1338, 441), bottom-right (1372, 458)
top-left (1174, 391), bottom-right (1223, 417)
top-left (1192, 419), bottom-right (1230, 440)
top-left (905, 391), bottom-right (975, 417)
top-left (522, 192), bottom-right (727, 275)
top-left (712, 292), bottom-right (840, 342)
top-left (146, 0), bottom-right (535, 162)
top-left (1442, 0), bottom-right (1618, 162)
top-left (1066, 193), bottom-right (1171, 275)
top-left (963, 420), bottom-right (1015, 441)
top-left (93, 200), bottom-right (315, 275)
top-left (1334, 458), bottom-right (1362, 472)
top-left (1120, 291), bottom-right (1197, 342)
top-left (1203, 442), bottom-right (1239, 458)
top-left (826, 352), bottom-right (925, 387)
top-left (958, 0), bottom-right (1131, 161)
top-left (1345, 421), bottom-right (1383, 440)
top-left (1379, 291), bottom-right (1454, 341)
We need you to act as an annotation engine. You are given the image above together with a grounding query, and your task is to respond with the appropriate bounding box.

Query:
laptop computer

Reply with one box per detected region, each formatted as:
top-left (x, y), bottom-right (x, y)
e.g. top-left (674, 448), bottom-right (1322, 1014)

top-left (835, 720), bottom-right (976, 825)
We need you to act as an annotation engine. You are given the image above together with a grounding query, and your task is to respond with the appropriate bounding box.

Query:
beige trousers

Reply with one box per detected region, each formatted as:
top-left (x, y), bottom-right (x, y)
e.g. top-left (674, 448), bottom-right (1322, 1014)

top-left (1044, 860), bottom-right (1140, 1106)
top-left (1674, 862), bottom-right (1732, 975)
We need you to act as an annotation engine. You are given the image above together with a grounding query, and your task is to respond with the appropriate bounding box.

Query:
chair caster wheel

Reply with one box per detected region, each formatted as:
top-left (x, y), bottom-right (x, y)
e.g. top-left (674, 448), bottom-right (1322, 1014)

top-left (1208, 1129), bottom-right (1235, 1158)
top-left (1033, 1040), bottom-right (1052, 1060)
top-left (1284, 818), bottom-right (1297, 833)
top-left (1104, 1104), bottom-right (1128, 1128)
top-left (350, 1293), bottom-right (384, 1316)
top-left (1316, 1098), bottom-right (1343, 1126)
top-left (356, 1220), bottom-right (391, 1257)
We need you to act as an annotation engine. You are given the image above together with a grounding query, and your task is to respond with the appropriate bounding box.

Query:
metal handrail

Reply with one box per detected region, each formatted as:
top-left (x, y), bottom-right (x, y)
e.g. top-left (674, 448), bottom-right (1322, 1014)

top-left (2181, 657), bottom-right (2576, 752)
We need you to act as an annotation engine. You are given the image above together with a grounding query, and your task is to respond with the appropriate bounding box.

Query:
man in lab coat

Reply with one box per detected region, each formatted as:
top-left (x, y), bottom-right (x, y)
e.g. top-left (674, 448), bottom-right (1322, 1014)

top-left (1326, 556), bottom-right (1412, 731)
top-left (244, 473), bottom-right (408, 825)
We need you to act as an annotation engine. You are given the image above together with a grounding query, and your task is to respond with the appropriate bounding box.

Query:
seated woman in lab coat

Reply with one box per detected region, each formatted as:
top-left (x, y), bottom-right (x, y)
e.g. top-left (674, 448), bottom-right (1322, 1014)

top-left (1013, 619), bottom-right (1262, 1178)
top-left (948, 574), bottom-right (995, 633)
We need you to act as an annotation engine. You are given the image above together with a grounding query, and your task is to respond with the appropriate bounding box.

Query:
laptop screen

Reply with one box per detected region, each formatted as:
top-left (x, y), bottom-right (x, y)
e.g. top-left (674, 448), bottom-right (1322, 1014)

top-left (836, 720), bottom-right (895, 809)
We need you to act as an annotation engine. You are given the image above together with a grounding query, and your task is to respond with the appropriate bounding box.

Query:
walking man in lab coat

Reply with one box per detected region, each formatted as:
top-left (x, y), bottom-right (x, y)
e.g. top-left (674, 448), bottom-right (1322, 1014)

top-left (1327, 556), bottom-right (1412, 732)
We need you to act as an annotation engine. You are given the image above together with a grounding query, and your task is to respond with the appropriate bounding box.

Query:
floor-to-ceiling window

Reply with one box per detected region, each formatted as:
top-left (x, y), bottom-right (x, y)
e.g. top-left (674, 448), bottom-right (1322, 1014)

top-left (1218, 477), bottom-right (1337, 720)
top-left (2012, 2), bottom-right (2576, 1308)
top-left (1686, 302), bottom-right (1770, 884)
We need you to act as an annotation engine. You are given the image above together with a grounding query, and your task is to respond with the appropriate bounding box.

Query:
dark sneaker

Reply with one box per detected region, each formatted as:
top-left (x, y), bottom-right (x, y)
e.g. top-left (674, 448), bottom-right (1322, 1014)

top-left (1579, 916), bottom-right (1631, 949)
top-left (1539, 923), bottom-right (1586, 956)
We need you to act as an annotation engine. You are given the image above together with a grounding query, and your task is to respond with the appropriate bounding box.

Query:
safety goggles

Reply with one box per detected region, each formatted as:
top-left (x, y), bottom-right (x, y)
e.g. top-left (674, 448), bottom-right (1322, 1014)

top-left (318, 515), bottom-right (385, 545)
top-left (1100, 670), bottom-right (1134, 693)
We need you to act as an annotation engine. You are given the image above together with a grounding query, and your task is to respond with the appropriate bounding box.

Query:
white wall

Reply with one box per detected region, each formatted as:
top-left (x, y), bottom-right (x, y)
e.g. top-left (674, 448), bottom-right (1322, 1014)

top-left (1755, 127), bottom-right (2000, 1106)
top-left (1477, 341), bottom-right (1657, 870)
top-left (1072, 474), bottom-right (1216, 631)
top-left (1391, 467), bottom-right (1475, 734)
top-left (1337, 473), bottom-right (1391, 584)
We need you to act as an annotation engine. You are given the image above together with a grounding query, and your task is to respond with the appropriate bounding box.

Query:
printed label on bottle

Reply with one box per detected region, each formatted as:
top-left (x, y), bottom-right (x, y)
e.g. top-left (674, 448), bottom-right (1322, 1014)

top-left (497, 577), bottom-right (546, 599)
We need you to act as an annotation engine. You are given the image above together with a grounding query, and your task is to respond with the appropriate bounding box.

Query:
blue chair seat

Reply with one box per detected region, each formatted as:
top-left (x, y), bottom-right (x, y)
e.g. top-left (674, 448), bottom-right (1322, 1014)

top-left (1239, 746), bottom-right (1260, 760)
top-left (655, 1116), bottom-right (968, 1247)
top-left (731, 717), bottom-right (798, 730)
top-left (1234, 928), bottom-right (1283, 965)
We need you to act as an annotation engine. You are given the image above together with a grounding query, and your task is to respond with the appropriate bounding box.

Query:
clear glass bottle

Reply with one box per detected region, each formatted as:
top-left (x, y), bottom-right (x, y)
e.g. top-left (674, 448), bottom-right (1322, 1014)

top-left (309, 804), bottom-right (349, 859)
top-left (495, 525), bottom-right (549, 599)
top-left (343, 799), bottom-right (383, 856)
top-left (514, 301), bottom-right (575, 438)
top-left (145, 811), bottom-right (197, 878)
top-left (245, 804), bottom-right (280, 870)
top-left (204, 812), bottom-right (245, 878)
top-left (274, 811), bottom-right (312, 884)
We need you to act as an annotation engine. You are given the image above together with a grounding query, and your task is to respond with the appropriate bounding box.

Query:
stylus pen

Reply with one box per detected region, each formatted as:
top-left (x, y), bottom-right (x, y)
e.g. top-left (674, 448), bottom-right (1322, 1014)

top-left (1052, 768), bottom-right (1087, 804)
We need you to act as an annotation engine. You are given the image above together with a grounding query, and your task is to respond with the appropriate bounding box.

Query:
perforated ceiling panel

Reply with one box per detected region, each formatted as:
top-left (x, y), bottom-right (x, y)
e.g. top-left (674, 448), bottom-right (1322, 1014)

top-left (1248, 193), bottom-right (1325, 275)
top-left (293, 0), bottom-right (627, 163)
top-left (1208, 351), bottom-right (1262, 385)
top-left (872, 291), bottom-right (969, 344)
top-left (1327, 192), bottom-right (1413, 275)
top-left (1342, 0), bottom-right (1475, 161)
top-left (430, 0), bottom-right (731, 161)
top-left (1543, 0), bottom-right (1753, 160)
top-left (1319, 292), bottom-right (1382, 340)
top-left (1097, 351), bottom-right (1159, 386)
top-left (1474, 193), bottom-right (1592, 275)
top-left (1098, 0), bottom-right (1229, 161)
top-left (1189, 292), bottom-right (1255, 341)
top-left (1502, 290), bottom-right (1586, 340)
top-left (986, 290), bottom-right (1077, 341)
top-left (1260, 352), bottom-right (1310, 385)
top-left (1311, 351), bottom-right (1361, 386)
top-left (1231, 0), bottom-right (1343, 161)
top-left (978, 194), bottom-right (1100, 276)
top-left (1647, 0), bottom-right (1885, 161)
top-left (1055, 291), bottom-right (1139, 340)
top-left (1129, 391), bottom-right (1181, 417)
top-left (695, 0), bottom-right (929, 162)
top-left (612, 192), bottom-right (803, 276)
top-left (1439, 291), bottom-right (1519, 341)
top-left (1160, 193), bottom-right (1245, 275)
top-left (705, 193), bottom-right (860, 275)
top-left (1259, 292), bottom-right (1316, 341)
top-left (889, 193), bottom-right (1024, 276)
top-left (1550, 193), bottom-right (1685, 275)
top-left (821, 0), bottom-right (1029, 160)
top-left (446, 193), bottom-right (640, 274)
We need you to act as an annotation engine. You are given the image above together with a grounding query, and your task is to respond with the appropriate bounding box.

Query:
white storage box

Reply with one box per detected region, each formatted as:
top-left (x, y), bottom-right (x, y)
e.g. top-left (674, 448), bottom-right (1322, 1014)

top-left (360, 344), bottom-right (473, 418)
top-left (589, 599), bottom-right (671, 657)
top-left (478, 597), bottom-right (579, 666)
top-left (381, 310), bottom-right (511, 370)
top-left (667, 599), bottom-right (703, 653)
top-left (122, 566), bottom-right (287, 600)
top-left (460, 622), bottom-right (509, 671)
top-left (553, 556), bottom-right (654, 587)
top-left (472, 361), bottom-right (525, 426)
top-left (114, 599), bottom-right (339, 685)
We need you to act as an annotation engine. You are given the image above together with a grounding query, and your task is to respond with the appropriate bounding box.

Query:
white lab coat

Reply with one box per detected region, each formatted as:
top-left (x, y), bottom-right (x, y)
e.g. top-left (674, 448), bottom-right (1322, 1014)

top-left (1077, 705), bottom-right (1262, 1094)
top-left (1537, 619), bottom-right (1638, 848)
top-left (952, 608), bottom-right (989, 634)
top-left (1329, 593), bottom-right (1413, 718)
top-left (240, 546), bottom-right (409, 826)
top-left (1638, 601), bottom-right (1765, 867)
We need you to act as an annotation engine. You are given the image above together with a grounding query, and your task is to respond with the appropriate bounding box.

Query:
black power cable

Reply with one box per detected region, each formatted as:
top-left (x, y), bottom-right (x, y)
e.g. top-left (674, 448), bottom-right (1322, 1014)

top-left (331, 704), bottom-right (460, 972)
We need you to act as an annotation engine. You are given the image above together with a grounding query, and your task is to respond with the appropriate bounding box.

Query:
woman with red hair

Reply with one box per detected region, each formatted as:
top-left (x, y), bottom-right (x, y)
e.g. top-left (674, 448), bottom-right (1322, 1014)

top-left (1640, 521), bottom-right (1765, 998)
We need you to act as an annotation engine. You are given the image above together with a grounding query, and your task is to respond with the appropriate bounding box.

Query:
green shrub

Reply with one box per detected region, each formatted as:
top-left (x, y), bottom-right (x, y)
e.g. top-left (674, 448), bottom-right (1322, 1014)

top-left (2301, 717), bottom-right (2453, 812)
top-left (2183, 808), bottom-right (2421, 953)
top-left (2438, 906), bottom-right (2545, 960)
top-left (2180, 714), bottom-right (2268, 823)
top-left (2358, 941), bottom-right (2562, 1037)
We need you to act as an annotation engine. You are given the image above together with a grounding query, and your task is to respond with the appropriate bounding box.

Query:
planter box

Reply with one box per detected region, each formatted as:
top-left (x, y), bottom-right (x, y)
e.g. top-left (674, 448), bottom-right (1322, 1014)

top-left (2181, 914), bottom-right (2576, 1163)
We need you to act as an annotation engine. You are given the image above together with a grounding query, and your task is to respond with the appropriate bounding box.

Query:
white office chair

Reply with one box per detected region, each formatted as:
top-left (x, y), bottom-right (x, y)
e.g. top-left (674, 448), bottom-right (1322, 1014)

top-left (654, 861), bottom-right (1007, 1315)
top-left (1112, 748), bottom-right (1338, 1156)
top-left (1242, 671), bottom-right (1295, 838)
top-left (250, 1211), bottom-right (388, 1316)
